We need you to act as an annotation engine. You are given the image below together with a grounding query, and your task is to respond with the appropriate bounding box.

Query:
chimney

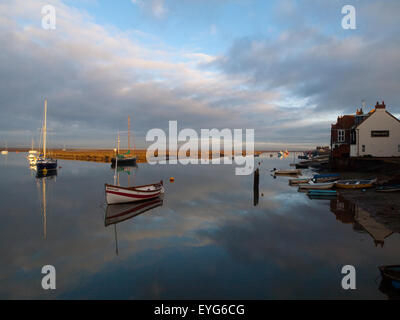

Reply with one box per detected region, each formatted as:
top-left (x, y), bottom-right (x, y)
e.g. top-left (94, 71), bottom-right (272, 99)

top-left (375, 101), bottom-right (386, 109)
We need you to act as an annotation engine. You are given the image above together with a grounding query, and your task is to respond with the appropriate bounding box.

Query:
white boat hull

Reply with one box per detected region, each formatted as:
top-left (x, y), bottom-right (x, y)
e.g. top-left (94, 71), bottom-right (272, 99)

top-left (298, 182), bottom-right (336, 190)
top-left (105, 182), bottom-right (164, 205)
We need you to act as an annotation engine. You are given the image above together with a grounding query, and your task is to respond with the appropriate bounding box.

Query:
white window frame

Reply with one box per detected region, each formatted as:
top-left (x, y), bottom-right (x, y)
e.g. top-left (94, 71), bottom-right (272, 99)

top-left (338, 130), bottom-right (345, 143)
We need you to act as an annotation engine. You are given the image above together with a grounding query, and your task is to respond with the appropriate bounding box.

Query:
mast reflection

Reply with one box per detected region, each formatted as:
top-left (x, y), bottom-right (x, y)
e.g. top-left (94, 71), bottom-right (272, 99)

top-left (36, 171), bottom-right (57, 240)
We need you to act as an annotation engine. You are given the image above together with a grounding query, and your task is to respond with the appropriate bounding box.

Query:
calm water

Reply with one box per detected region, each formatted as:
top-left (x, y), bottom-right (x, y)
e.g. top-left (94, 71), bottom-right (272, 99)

top-left (1, 153), bottom-right (399, 299)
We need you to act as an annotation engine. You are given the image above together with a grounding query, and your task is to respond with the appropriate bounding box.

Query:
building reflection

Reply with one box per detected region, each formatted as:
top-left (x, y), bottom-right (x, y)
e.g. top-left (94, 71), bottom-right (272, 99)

top-left (330, 195), bottom-right (395, 247)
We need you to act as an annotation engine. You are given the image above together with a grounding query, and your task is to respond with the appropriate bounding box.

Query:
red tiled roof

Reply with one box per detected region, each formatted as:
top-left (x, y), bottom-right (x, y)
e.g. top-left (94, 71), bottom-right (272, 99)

top-left (331, 115), bottom-right (355, 129)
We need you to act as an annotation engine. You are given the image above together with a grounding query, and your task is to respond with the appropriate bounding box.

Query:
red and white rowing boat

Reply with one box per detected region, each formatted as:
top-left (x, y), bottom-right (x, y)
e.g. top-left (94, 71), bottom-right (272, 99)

top-left (105, 181), bottom-right (164, 205)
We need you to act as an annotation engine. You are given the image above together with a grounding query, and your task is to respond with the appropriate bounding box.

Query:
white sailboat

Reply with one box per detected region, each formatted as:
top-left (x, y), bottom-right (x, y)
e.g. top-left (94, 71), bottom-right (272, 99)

top-left (27, 138), bottom-right (38, 166)
top-left (1, 142), bottom-right (8, 155)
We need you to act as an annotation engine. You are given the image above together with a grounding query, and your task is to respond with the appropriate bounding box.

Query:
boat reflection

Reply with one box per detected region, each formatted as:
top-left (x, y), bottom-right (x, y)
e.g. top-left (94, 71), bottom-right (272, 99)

top-left (330, 196), bottom-right (396, 247)
top-left (105, 198), bottom-right (164, 256)
top-left (36, 168), bottom-right (57, 179)
top-left (105, 198), bottom-right (164, 227)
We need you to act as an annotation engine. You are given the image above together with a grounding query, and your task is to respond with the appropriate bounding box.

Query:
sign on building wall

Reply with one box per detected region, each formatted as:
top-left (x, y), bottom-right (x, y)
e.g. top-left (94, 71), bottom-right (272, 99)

top-left (371, 130), bottom-right (390, 137)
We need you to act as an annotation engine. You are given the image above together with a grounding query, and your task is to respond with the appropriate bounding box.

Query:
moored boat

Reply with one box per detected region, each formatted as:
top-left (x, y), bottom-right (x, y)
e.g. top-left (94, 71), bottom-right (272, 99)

top-left (111, 116), bottom-right (137, 168)
top-left (313, 173), bottom-right (340, 180)
top-left (27, 153), bottom-right (37, 166)
top-left (336, 179), bottom-right (376, 189)
top-left (36, 99), bottom-right (58, 173)
top-left (105, 181), bottom-right (164, 205)
top-left (308, 189), bottom-right (337, 194)
top-left (289, 178), bottom-right (311, 186)
top-left (274, 169), bottom-right (301, 175)
top-left (37, 158), bottom-right (57, 171)
top-left (111, 156), bottom-right (137, 167)
top-left (308, 194), bottom-right (337, 200)
top-left (298, 181), bottom-right (336, 190)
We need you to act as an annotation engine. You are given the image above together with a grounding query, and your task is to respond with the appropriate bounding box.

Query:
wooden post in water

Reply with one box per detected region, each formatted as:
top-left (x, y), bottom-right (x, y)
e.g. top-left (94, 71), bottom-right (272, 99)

top-left (253, 168), bottom-right (260, 206)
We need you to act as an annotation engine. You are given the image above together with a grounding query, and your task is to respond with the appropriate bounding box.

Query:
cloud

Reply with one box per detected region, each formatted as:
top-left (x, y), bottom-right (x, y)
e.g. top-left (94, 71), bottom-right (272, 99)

top-left (2, 0), bottom-right (398, 150)
top-left (210, 0), bottom-right (400, 116)
top-left (132, 0), bottom-right (168, 19)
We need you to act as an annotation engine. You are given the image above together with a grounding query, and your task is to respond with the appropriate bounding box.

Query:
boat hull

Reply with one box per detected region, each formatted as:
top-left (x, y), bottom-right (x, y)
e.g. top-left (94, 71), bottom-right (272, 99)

top-left (111, 157), bottom-right (137, 167)
top-left (336, 179), bottom-right (376, 189)
top-left (36, 159), bottom-right (58, 171)
top-left (105, 182), bottom-right (163, 205)
top-left (298, 182), bottom-right (336, 190)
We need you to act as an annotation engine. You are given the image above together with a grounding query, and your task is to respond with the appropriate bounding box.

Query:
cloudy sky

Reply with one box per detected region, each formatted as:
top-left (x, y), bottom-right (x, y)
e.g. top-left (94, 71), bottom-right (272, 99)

top-left (0, 0), bottom-right (399, 149)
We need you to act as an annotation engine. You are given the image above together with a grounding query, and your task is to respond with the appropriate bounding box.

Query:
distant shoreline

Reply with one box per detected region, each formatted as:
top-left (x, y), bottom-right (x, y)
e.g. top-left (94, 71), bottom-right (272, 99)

top-left (2, 148), bottom-right (307, 163)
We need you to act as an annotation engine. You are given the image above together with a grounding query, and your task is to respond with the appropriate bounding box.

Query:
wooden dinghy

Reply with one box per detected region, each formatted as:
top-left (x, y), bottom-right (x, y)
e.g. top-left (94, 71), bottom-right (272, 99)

top-left (105, 181), bottom-right (164, 205)
top-left (336, 179), bottom-right (376, 189)
top-left (289, 178), bottom-right (311, 186)
top-left (298, 181), bottom-right (336, 190)
top-left (376, 184), bottom-right (400, 192)
top-left (105, 198), bottom-right (164, 226)
top-left (274, 169), bottom-right (302, 175)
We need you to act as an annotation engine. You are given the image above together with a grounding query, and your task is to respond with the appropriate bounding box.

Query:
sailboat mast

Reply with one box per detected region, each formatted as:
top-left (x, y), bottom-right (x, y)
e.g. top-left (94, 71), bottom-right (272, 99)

top-left (128, 116), bottom-right (130, 151)
top-left (43, 99), bottom-right (47, 158)
top-left (117, 131), bottom-right (120, 155)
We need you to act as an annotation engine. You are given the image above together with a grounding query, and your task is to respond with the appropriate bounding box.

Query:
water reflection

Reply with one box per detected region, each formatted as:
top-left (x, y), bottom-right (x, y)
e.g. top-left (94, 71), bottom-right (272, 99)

top-left (36, 174), bottom-right (57, 240)
top-left (330, 196), bottom-right (396, 247)
top-left (105, 198), bottom-right (164, 256)
top-left (105, 198), bottom-right (164, 227)
top-left (1, 153), bottom-right (400, 299)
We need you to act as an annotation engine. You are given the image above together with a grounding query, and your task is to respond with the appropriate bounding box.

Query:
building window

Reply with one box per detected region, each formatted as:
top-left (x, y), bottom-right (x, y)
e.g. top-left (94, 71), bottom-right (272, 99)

top-left (371, 130), bottom-right (389, 137)
top-left (338, 130), bottom-right (345, 142)
top-left (362, 145), bottom-right (366, 152)
top-left (398, 145), bottom-right (400, 153)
